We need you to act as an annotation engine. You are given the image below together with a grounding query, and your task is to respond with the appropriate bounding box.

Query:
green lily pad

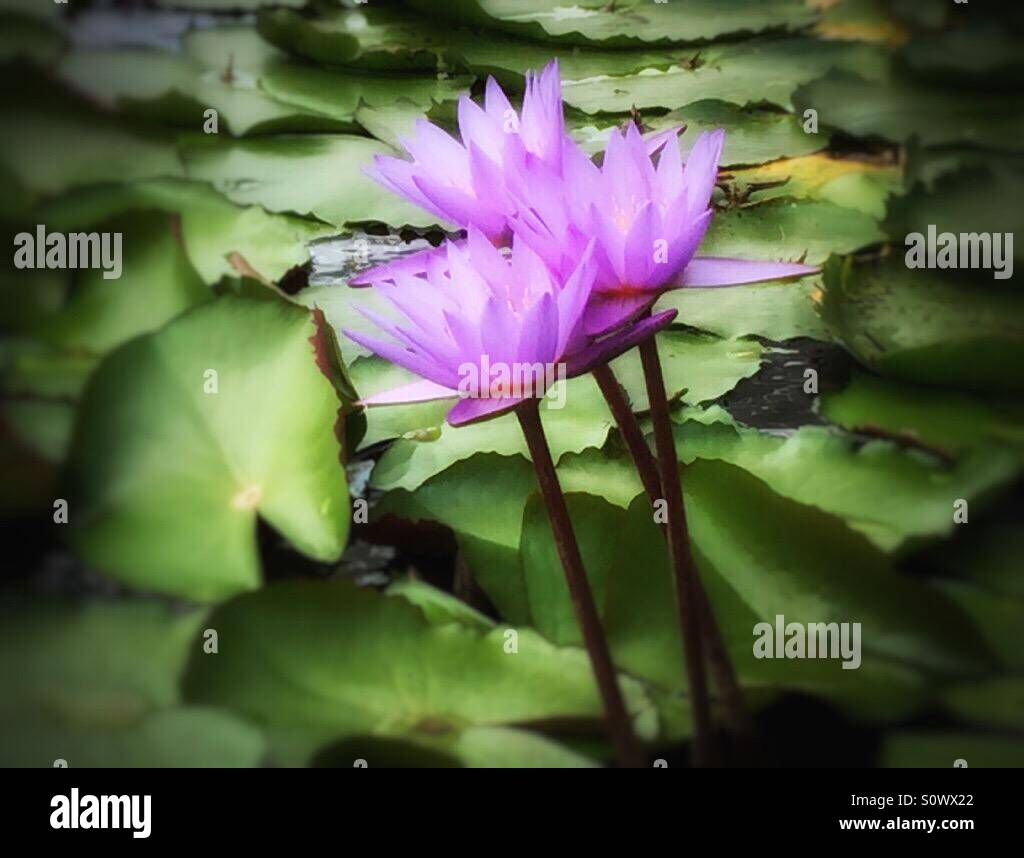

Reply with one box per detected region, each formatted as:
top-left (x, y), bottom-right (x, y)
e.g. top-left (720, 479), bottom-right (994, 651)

top-left (32, 211), bottom-right (212, 355)
top-left (182, 578), bottom-right (654, 765)
top-left (0, 11), bottom-right (65, 65)
top-left (376, 452), bottom-right (536, 624)
top-left (409, 0), bottom-right (816, 46)
top-left (793, 69), bottom-right (1024, 151)
top-left (937, 580), bottom-right (1024, 673)
top-left (569, 99), bottom-right (830, 166)
top-left (598, 489), bottom-right (931, 721)
top-left (817, 256), bottom-right (1024, 392)
top-left (726, 153), bottom-right (902, 219)
top-left (0, 111), bottom-right (182, 202)
top-left (702, 198), bottom-right (885, 265)
top-left (257, 6), bottom-right (449, 70)
top-left (0, 336), bottom-right (95, 464)
top-left (659, 278), bottom-right (829, 341)
top-left (820, 371), bottom-right (1024, 460)
top-left (0, 597), bottom-right (264, 767)
top-left (673, 100), bottom-right (830, 167)
top-left (559, 38), bottom-right (887, 115)
top-left (882, 733), bottom-right (1024, 768)
top-left (38, 179), bottom-right (334, 285)
top-left (680, 460), bottom-right (992, 677)
top-left (180, 134), bottom-right (442, 230)
top-left (885, 160), bottom-right (1023, 276)
top-left (673, 407), bottom-right (1019, 552)
top-left (150, 0), bottom-right (305, 8)
top-left (369, 373), bottom-right (613, 493)
top-left (381, 452), bottom-right (974, 721)
top-left (445, 26), bottom-right (681, 91)
top-left (609, 330), bottom-right (765, 410)
top-left (900, 22), bottom-right (1024, 84)
top-left (59, 27), bottom-right (468, 138)
top-left (942, 678), bottom-right (1024, 732)
top-left (925, 518), bottom-right (1024, 600)
top-left (66, 295), bottom-right (350, 603)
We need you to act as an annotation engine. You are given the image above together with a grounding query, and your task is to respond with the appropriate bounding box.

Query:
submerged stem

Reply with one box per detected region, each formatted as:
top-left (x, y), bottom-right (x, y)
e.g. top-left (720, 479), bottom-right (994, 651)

top-left (515, 398), bottom-right (646, 768)
top-left (592, 362), bottom-right (756, 762)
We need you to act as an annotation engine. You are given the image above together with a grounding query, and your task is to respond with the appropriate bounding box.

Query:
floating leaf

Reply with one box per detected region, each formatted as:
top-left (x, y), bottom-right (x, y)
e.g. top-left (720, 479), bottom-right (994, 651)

top-left (882, 733), bottom-right (1024, 768)
top-left (0, 597), bottom-right (264, 767)
top-left (182, 578), bottom-right (653, 765)
top-left (726, 152), bottom-right (902, 219)
top-left (181, 134), bottom-right (443, 229)
top-left (569, 99), bottom-right (830, 166)
top-left (559, 38), bottom-right (886, 114)
top-left (793, 69), bottom-right (1024, 151)
top-left (942, 678), bottom-right (1024, 732)
top-left (38, 179), bottom-right (333, 286)
top-left (609, 330), bottom-right (765, 410)
top-left (885, 159), bottom-right (1023, 275)
top-left (257, 6), bottom-right (449, 70)
top-left (409, 0), bottom-right (817, 46)
top-left (660, 278), bottom-right (829, 341)
top-left (0, 11), bottom-right (65, 65)
top-left (32, 211), bottom-right (211, 355)
top-left (820, 371), bottom-right (1024, 459)
top-left (703, 198), bottom-right (885, 264)
top-left (0, 111), bottom-right (182, 202)
top-left (818, 256), bottom-right (1024, 392)
top-left (673, 407), bottom-right (1019, 552)
top-left (59, 27), bottom-right (467, 137)
top-left (67, 295), bottom-right (349, 602)
top-left (369, 373), bottom-right (613, 493)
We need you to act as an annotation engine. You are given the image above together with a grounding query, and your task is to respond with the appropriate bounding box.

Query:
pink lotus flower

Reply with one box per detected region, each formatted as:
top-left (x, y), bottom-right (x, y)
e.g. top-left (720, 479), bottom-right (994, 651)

top-left (365, 62), bottom-right (567, 244)
top-left (342, 228), bottom-right (676, 426)
top-left (355, 60), bottom-right (679, 285)
top-left (509, 122), bottom-right (819, 336)
top-left (354, 62), bottom-right (817, 340)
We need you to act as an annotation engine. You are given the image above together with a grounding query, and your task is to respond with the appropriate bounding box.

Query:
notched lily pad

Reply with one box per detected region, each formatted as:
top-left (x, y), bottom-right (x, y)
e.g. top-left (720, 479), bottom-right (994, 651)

top-left (66, 295), bottom-right (350, 602)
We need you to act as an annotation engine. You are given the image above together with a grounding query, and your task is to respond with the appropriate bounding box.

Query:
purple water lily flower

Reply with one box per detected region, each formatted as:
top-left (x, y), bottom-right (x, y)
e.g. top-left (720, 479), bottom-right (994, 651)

top-left (341, 227), bottom-right (676, 427)
top-left (364, 61), bottom-right (566, 245)
top-left (354, 60), bottom-right (679, 286)
top-left (509, 122), bottom-right (819, 336)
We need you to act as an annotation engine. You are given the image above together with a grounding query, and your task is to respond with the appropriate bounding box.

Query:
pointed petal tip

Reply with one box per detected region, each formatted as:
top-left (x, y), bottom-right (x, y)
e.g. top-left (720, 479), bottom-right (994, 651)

top-left (446, 393), bottom-right (527, 427)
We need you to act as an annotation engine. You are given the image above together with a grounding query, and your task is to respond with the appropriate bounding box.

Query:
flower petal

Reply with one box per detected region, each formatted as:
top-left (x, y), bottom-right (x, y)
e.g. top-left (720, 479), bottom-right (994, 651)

top-left (682, 128), bottom-right (725, 217)
top-left (582, 291), bottom-right (659, 337)
top-left (360, 378), bottom-right (459, 407)
top-left (674, 257), bottom-right (820, 288)
top-left (349, 243), bottom-right (446, 287)
top-left (447, 393), bottom-right (527, 427)
top-left (566, 309), bottom-right (678, 377)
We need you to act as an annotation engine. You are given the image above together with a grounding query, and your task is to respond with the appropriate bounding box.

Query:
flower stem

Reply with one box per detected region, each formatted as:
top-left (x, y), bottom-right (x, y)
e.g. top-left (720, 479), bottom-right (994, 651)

top-left (635, 335), bottom-right (715, 767)
top-left (592, 362), bottom-right (756, 762)
top-left (516, 398), bottom-right (646, 768)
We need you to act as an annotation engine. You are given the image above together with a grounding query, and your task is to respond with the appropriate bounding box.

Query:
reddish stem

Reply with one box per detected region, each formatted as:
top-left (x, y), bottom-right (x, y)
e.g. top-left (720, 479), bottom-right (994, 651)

top-left (592, 362), bottom-right (756, 761)
top-left (635, 335), bottom-right (715, 767)
top-left (516, 398), bottom-right (646, 768)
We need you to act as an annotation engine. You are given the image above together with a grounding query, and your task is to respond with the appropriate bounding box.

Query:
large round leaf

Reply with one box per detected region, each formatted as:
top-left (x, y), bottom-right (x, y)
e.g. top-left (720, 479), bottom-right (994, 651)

top-left (182, 578), bottom-right (655, 765)
top-left (0, 597), bottom-right (264, 767)
top-left (67, 295), bottom-right (350, 602)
